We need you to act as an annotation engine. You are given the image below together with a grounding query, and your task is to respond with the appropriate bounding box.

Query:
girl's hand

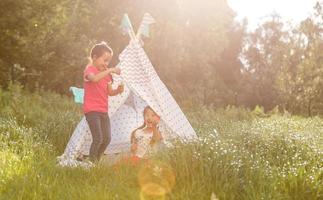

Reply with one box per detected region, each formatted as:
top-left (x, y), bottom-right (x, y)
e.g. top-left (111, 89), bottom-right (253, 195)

top-left (117, 84), bottom-right (124, 94)
top-left (152, 121), bottom-right (160, 132)
top-left (111, 67), bottom-right (121, 75)
top-left (151, 124), bottom-right (163, 144)
top-left (152, 116), bottom-right (160, 127)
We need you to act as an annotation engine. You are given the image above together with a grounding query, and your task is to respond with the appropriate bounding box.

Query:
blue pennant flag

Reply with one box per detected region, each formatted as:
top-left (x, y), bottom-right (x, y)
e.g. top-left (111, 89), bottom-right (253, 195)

top-left (120, 14), bottom-right (134, 36)
top-left (69, 87), bottom-right (84, 104)
top-left (137, 13), bottom-right (156, 38)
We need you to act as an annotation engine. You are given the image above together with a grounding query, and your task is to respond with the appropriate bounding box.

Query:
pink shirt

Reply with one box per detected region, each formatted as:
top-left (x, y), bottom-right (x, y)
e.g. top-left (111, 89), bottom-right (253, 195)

top-left (83, 65), bottom-right (112, 114)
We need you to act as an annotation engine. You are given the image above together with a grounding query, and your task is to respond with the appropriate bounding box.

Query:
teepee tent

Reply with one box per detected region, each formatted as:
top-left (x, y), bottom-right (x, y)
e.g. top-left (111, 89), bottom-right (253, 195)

top-left (58, 14), bottom-right (196, 166)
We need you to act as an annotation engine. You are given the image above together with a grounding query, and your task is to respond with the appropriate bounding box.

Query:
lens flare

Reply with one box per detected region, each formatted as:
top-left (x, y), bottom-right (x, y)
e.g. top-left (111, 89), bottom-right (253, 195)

top-left (138, 160), bottom-right (176, 197)
top-left (140, 183), bottom-right (166, 200)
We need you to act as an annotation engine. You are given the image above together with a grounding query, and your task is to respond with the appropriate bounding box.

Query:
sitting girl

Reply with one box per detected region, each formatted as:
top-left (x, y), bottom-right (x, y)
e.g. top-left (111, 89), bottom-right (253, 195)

top-left (129, 106), bottom-right (163, 164)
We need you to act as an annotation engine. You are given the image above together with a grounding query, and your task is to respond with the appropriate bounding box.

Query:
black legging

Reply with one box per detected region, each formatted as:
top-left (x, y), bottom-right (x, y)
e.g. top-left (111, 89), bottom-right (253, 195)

top-left (85, 112), bottom-right (111, 162)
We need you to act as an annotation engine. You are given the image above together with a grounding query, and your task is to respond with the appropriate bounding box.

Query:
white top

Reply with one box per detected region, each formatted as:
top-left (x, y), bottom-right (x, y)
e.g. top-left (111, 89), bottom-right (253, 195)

top-left (133, 129), bottom-right (153, 158)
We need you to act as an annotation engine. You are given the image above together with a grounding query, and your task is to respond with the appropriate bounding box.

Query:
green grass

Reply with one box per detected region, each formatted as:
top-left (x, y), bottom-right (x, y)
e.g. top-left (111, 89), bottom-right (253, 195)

top-left (0, 85), bottom-right (322, 200)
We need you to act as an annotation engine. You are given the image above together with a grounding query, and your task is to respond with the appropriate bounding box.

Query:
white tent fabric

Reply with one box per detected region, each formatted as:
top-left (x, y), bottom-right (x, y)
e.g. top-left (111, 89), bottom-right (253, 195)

top-left (57, 41), bottom-right (197, 166)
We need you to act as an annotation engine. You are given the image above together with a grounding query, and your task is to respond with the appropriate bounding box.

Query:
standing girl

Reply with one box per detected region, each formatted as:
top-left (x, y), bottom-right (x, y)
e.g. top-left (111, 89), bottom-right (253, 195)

top-left (83, 42), bottom-right (124, 162)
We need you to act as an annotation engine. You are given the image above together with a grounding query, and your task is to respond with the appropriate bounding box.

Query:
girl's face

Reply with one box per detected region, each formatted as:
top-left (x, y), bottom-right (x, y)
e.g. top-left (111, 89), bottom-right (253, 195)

top-left (144, 108), bottom-right (160, 128)
top-left (93, 51), bottom-right (112, 69)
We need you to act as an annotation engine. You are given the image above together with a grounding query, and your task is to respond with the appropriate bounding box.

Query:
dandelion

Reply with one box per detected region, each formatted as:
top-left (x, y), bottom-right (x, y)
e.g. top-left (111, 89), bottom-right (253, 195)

top-left (152, 165), bottom-right (162, 178)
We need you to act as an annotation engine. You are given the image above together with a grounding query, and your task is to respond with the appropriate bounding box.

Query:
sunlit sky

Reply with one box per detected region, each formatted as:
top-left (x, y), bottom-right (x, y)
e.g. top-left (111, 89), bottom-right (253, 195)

top-left (228, 0), bottom-right (320, 29)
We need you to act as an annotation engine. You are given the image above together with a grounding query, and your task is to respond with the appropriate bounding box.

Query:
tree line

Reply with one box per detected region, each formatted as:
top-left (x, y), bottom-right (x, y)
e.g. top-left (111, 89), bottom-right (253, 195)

top-left (0, 0), bottom-right (322, 116)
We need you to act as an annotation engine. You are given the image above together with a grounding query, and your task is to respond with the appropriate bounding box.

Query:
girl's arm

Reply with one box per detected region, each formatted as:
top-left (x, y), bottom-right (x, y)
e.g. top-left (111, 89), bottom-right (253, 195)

top-left (151, 126), bottom-right (163, 145)
top-left (130, 131), bottom-right (138, 155)
top-left (154, 129), bottom-right (163, 141)
top-left (107, 84), bottom-right (124, 96)
top-left (87, 67), bottom-right (120, 83)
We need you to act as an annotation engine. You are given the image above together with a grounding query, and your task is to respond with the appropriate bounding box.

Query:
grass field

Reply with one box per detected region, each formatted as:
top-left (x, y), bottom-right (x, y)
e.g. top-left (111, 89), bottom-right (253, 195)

top-left (0, 85), bottom-right (322, 200)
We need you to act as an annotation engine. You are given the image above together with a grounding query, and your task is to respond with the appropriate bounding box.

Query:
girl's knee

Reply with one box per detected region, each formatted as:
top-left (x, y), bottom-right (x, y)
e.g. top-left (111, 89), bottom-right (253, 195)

top-left (92, 137), bottom-right (104, 145)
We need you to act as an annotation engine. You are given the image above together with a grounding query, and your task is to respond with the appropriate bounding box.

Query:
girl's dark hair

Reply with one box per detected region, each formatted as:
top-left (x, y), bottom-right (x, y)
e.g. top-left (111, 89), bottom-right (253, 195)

top-left (90, 41), bottom-right (113, 59)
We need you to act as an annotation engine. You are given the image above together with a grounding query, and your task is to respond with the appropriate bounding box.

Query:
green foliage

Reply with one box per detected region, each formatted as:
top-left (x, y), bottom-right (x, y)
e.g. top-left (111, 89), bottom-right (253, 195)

top-left (0, 116), bottom-right (53, 190)
top-left (2, 89), bottom-right (322, 199)
top-left (243, 3), bottom-right (323, 115)
top-left (0, 82), bottom-right (82, 152)
top-left (0, 0), bottom-right (245, 108)
top-left (251, 105), bottom-right (267, 117)
top-left (1, 1), bottom-right (322, 115)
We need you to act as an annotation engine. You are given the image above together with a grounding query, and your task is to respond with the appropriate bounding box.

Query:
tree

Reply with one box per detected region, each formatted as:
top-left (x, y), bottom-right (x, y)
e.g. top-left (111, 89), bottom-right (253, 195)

top-left (242, 14), bottom-right (290, 110)
top-left (291, 2), bottom-right (323, 116)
